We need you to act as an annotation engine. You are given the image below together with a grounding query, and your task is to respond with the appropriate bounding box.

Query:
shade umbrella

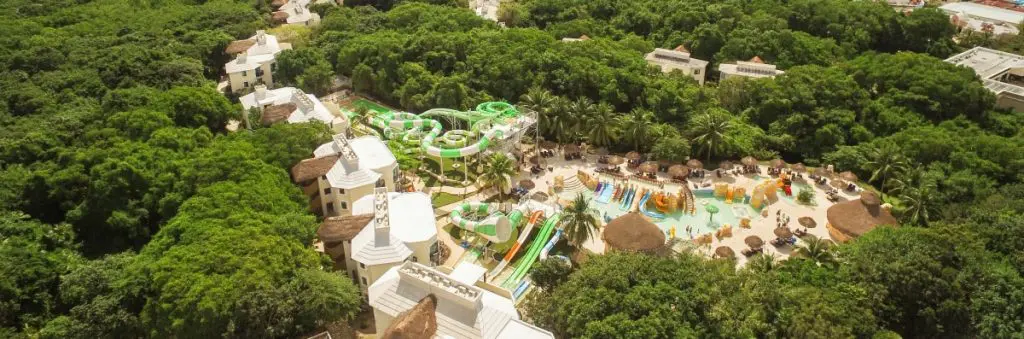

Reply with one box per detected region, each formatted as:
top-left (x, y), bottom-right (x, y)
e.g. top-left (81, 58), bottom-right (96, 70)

top-left (715, 246), bottom-right (736, 259)
top-left (798, 216), bottom-right (817, 228)
top-left (606, 155), bottom-right (625, 165)
top-left (839, 171), bottom-right (858, 182)
top-left (528, 155), bottom-right (542, 165)
top-left (813, 167), bottom-right (829, 176)
top-left (594, 148), bottom-right (609, 156)
top-left (540, 140), bottom-right (557, 149)
top-left (686, 159), bottom-right (704, 169)
top-left (774, 227), bottom-right (793, 239)
top-left (668, 165), bottom-right (689, 178)
top-left (639, 161), bottom-right (659, 174)
top-left (770, 158), bottom-right (787, 169)
top-left (741, 156), bottom-right (758, 166)
top-left (719, 160), bottom-right (735, 170)
top-left (745, 235), bottom-right (764, 248)
top-left (531, 191), bottom-right (549, 202)
top-left (625, 151), bottom-right (642, 161)
top-left (563, 144), bottom-right (580, 154)
top-left (791, 163), bottom-right (807, 172)
top-left (830, 179), bottom-right (847, 189)
top-left (519, 179), bottom-right (535, 189)
top-left (705, 204), bottom-right (720, 224)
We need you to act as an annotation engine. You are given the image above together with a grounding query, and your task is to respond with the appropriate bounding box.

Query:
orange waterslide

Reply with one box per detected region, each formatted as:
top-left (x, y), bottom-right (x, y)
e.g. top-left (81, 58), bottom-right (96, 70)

top-left (654, 192), bottom-right (669, 212)
top-left (501, 211), bottom-right (545, 262)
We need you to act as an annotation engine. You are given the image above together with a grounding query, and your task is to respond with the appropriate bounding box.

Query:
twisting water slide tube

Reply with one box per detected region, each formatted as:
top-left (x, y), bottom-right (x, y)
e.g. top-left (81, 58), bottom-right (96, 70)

top-left (366, 102), bottom-right (520, 158)
top-left (449, 202), bottom-right (528, 243)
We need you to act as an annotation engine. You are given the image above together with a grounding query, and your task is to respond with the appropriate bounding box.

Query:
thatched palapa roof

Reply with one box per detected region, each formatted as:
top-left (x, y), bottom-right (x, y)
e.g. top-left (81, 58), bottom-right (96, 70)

top-left (714, 246), bottom-right (735, 259)
top-left (826, 191), bottom-right (897, 242)
top-left (380, 294), bottom-right (438, 339)
top-left (261, 103), bottom-right (296, 126)
top-left (318, 214), bottom-right (374, 243)
top-left (224, 39), bottom-right (255, 54)
top-left (271, 0), bottom-right (288, 8)
top-left (602, 212), bottom-right (666, 253)
top-left (272, 11), bottom-right (290, 23)
top-left (291, 155), bottom-right (340, 183)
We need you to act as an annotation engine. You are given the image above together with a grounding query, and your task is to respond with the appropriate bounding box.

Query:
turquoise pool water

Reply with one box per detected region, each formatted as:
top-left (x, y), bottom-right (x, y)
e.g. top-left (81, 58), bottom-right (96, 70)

top-left (575, 187), bottom-right (762, 236)
top-left (777, 182), bottom-right (813, 206)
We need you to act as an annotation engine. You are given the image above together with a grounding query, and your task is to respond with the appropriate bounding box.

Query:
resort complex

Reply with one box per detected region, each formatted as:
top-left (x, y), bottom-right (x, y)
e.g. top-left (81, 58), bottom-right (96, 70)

top-left (645, 46), bottom-right (709, 85)
top-left (945, 46), bottom-right (1024, 111)
top-left (224, 30), bottom-right (290, 93)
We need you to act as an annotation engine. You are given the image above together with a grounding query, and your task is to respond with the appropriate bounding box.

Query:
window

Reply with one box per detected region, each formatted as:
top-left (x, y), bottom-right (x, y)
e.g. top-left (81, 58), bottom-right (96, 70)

top-left (271, 62), bottom-right (277, 71)
top-left (359, 262), bottom-right (365, 269)
top-left (361, 277), bottom-right (367, 285)
top-left (376, 178), bottom-right (386, 188)
top-left (326, 202), bottom-right (334, 212)
top-left (341, 202), bottom-right (347, 210)
top-left (351, 270), bottom-right (356, 278)
top-left (694, 69), bottom-right (700, 75)
top-left (323, 187), bottom-right (330, 195)
top-left (243, 81), bottom-right (249, 88)
top-left (412, 256), bottom-right (418, 263)
top-left (321, 175), bottom-right (327, 180)
top-left (339, 188), bottom-right (345, 194)
top-left (242, 70), bottom-right (247, 76)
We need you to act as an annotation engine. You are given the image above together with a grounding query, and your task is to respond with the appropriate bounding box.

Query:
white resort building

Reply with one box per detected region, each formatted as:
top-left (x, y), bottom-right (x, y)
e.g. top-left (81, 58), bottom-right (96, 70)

top-left (561, 34), bottom-right (591, 42)
top-left (370, 262), bottom-right (555, 339)
top-left (290, 134), bottom-right (400, 216)
top-left (718, 56), bottom-right (785, 80)
top-left (317, 188), bottom-right (438, 296)
top-left (946, 46), bottom-right (1024, 111)
top-left (272, 0), bottom-right (322, 27)
top-left (645, 45), bottom-right (709, 85)
top-left (239, 85), bottom-right (347, 132)
top-left (224, 30), bottom-right (290, 93)
top-left (942, 2), bottom-right (1023, 36)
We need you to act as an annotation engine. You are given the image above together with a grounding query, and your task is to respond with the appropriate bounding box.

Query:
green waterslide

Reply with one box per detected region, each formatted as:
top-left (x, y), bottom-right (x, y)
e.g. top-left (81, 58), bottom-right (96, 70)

top-left (503, 213), bottom-right (560, 288)
top-left (363, 102), bottom-right (520, 158)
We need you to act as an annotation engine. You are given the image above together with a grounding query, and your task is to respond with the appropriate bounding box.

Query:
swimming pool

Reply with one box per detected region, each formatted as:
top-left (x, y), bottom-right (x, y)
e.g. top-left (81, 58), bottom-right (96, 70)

top-left (570, 186), bottom-right (762, 236)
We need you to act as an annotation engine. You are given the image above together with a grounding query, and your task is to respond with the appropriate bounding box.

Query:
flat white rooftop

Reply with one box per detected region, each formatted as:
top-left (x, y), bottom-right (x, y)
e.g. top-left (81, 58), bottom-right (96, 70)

top-left (945, 46), bottom-right (1024, 97)
top-left (450, 263), bottom-right (488, 286)
top-left (941, 2), bottom-right (1024, 25)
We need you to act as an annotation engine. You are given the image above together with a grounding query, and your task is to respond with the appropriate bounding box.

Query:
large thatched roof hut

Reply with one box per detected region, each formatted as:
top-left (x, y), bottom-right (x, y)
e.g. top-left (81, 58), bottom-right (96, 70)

top-left (602, 212), bottom-right (666, 254)
top-left (379, 294), bottom-right (438, 339)
top-left (826, 191), bottom-right (897, 242)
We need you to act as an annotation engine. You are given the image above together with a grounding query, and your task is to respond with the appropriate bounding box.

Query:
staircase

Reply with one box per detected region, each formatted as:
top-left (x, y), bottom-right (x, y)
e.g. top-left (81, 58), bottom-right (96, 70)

top-left (561, 176), bottom-right (586, 195)
top-left (683, 186), bottom-right (696, 215)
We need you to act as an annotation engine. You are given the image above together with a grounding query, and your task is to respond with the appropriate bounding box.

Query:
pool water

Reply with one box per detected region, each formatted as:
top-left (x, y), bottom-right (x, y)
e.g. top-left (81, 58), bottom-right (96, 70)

top-left (577, 188), bottom-right (762, 237)
top-left (777, 182), bottom-right (813, 206)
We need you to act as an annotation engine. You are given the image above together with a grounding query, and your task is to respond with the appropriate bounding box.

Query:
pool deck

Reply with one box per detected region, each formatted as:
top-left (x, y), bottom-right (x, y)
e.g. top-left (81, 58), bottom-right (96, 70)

top-left (519, 150), bottom-right (861, 267)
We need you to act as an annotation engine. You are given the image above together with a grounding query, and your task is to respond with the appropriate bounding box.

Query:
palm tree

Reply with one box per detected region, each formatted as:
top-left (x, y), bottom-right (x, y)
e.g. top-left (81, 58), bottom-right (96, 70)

top-left (584, 103), bottom-right (619, 147)
top-left (519, 87), bottom-right (556, 114)
top-left (899, 182), bottom-right (937, 226)
top-left (542, 97), bottom-right (573, 144)
top-left (689, 111), bottom-right (733, 163)
top-left (478, 153), bottom-right (517, 200)
top-left (862, 145), bottom-right (909, 197)
top-left (793, 235), bottom-right (836, 267)
top-left (559, 193), bottom-right (600, 248)
top-left (746, 253), bottom-right (778, 272)
top-left (567, 97), bottom-right (594, 143)
top-left (618, 108), bottom-right (654, 151)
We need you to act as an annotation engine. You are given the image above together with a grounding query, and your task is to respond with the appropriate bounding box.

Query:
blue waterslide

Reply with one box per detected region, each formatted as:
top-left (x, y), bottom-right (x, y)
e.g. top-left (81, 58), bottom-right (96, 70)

top-left (596, 184), bottom-right (615, 203)
top-left (638, 191), bottom-right (666, 219)
top-left (619, 187), bottom-right (635, 211)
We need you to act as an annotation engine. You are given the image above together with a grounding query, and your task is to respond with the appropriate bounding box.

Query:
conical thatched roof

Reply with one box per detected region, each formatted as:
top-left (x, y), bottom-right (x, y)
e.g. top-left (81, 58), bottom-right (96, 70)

top-left (291, 155), bottom-right (340, 183)
top-left (606, 155), bottom-right (625, 165)
top-left (714, 246), bottom-right (735, 259)
top-left (261, 103), bottom-right (296, 126)
top-left (318, 214), bottom-right (374, 243)
top-left (668, 164), bottom-right (689, 178)
top-left (639, 161), bottom-right (658, 174)
top-left (745, 235), bottom-right (763, 248)
top-left (579, 34), bottom-right (591, 40)
top-left (625, 151), bottom-right (642, 160)
top-left (602, 212), bottom-right (666, 253)
top-left (380, 294), bottom-right (438, 339)
top-left (749, 56), bottom-right (765, 64)
top-left (674, 45), bottom-right (690, 53)
top-left (741, 156), bottom-right (758, 166)
top-left (224, 39), bottom-right (255, 55)
top-left (826, 191), bottom-right (897, 242)
top-left (686, 159), bottom-right (703, 169)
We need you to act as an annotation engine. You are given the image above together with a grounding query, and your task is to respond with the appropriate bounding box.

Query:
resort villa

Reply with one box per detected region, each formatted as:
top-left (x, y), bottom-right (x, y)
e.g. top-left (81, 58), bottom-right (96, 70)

top-left (239, 85), bottom-right (347, 132)
top-left (941, 2), bottom-right (1023, 36)
top-left (290, 134), bottom-right (399, 216)
top-left (561, 35), bottom-right (591, 42)
top-left (718, 56), bottom-right (785, 80)
top-left (645, 46), bottom-right (709, 85)
top-left (946, 46), bottom-right (1024, 111)
top-left (370, 262), bottom-right (554, 339)
top-left (272, 0), bottom-right (322, 27)
top-left (319, 188), bottom-right (439, 297)
top-left (224, 30), bottom-right (289, 93)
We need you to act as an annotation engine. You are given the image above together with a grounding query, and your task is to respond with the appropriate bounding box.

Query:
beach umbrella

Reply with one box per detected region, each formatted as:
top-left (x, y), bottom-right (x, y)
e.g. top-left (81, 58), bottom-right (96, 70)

top-left (741, 156), bottom-right (758, 166)
top-left (594, 148), bottom-right (609, 156)
top-left (830, 179), bottom-right (847, 189)
top-left (540, 140), bottom-right (557, 149)
top-left (606, 155), bottom-right (625, 165)
top-left (813, 167), bottom-right (829, 176)
top-left (686, 159), bottom-right (704, 169)
top-left (639, 161), bottom-right (659, 174)
top-left (668, 165), bottom-right (690, 178)
top-left (839, 171), bottom-right (858, 182)
top-left (770, 158), bottom-right (787, 169)
top-left (798, 216), bottom-right (817, 228)
top-left (528, 155), bottom-right (542, 165)
top-left (791, 163), bottom-right (807, 172)
top-left (563, 144), bottom-right (580, 154)
top-left (519, 179), bottom-right (535, 189)
top-left (745, 235), bottom-right (764, 248)
top-left (774, 227), bottom-right (793, 239)
top-left (625, 151), bottom-right (642, 161)
top-left (715, 246), bottom-right (736, 259)
top-left (705, 204), bottom-right (720, 223)
top-left (719, 160), bottom-right (735, 170)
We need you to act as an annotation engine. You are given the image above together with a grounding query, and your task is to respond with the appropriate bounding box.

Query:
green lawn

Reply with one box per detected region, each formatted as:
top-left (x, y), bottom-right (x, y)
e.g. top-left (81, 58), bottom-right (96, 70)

top-left (353, 98), bottom-right (394, 114)
top-left (432, 192), bottom-right (463, 208)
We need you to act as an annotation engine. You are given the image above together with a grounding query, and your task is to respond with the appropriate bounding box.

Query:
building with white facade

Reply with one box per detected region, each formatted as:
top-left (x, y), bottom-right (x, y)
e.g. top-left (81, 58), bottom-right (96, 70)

top-left (317, 189), bottom-right (438, 297)
top-left (272, 0), bottom-right (321, 27)
top-left (946, 46), bottom-right (1024, 111)
top-left (224, 31), bottom-right (290, 93)
top-left (561, 34), bottom-right (591, 42)
top-left (645, 45), bottom-right (709, 85)
top-left (370, 262), bottom-right (555, 339)
top-left (240, 85), bottom-right (347, 132)
top-left (718, 56), bottom-right (785, 80)
top-left (942, 2), bottom-right (1023, 36)
top-left (290, 134), bottom-right (400, 215)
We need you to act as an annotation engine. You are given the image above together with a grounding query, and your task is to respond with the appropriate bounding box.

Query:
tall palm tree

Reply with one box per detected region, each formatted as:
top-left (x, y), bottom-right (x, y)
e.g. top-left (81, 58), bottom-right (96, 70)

top-left (519, 87), bottom-right (556, 114)
top-left (559, 193), bottom-right (600, 248)
top-left (689, 111), bottom-right (733, 163)
top-left (584, 103), bottom-right (619, 147)
top-left (542, 97), bottom-right (573, 144)
top-left (793, 235), bottom-right (836, 267)
top-left (746, 253), bottom-right (778, 272)
top-left (618, 108), bottom-right (654, 152)
top-left (899, 182), bottom-right (937, 226)
top-left (862, 145), bottom-right (909, 197)
top-left (567, 97), bottom-right (594, 143)
top-left (478, 153), bottom-right (517, 200)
